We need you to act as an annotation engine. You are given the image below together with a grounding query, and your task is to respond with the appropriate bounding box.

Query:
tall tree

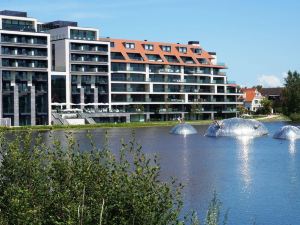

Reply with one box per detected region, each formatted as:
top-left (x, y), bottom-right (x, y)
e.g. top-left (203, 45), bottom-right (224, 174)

top-left (282, 70), bottom-right (300, 115)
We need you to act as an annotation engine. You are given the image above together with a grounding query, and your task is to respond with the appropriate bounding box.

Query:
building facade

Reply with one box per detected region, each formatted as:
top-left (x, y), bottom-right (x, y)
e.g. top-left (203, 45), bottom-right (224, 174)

top-left (0, 10), bottom-right (242, 126)
top-left (241, 88), bottom-right (263, 112)
top-left (107, 39), bottom-right (242, 122)
top-left (0, 10), bottom-right (51, 126)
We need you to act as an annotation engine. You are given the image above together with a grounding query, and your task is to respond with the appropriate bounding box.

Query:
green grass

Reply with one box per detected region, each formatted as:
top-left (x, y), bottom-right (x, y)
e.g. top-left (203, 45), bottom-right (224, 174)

top-left (255, 114), bottom-right (291, 122)
top-left (0, 120), bottom-right (213, 132)
top-left (0, 114), bottom-right (290, 132)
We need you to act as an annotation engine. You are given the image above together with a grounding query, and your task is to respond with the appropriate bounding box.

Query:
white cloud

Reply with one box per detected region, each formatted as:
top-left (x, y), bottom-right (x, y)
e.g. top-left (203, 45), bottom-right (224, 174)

top-left (257, 75), bottom-right (283, 87)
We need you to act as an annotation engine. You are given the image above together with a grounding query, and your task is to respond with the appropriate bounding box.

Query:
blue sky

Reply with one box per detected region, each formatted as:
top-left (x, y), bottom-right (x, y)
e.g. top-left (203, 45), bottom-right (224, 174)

top-left (1, 0), bottom-right (300, 87)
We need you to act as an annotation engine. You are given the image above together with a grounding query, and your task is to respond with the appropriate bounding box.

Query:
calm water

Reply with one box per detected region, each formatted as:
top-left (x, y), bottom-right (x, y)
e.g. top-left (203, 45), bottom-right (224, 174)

top-left (27, 122), bottom-right (300, 224)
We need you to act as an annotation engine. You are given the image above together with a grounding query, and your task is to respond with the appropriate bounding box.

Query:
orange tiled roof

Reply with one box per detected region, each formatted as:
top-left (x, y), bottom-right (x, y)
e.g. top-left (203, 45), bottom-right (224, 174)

top-left (241, 88), bottom-right (257, 102)
top-left (104, 38), bottom-right (226, 68)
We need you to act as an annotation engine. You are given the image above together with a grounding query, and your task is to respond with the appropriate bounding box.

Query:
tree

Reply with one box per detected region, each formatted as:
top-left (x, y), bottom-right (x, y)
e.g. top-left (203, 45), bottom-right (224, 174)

top-left (252, 85), bottom-right (263, 92)
top-left (282, 70), bottom-right (300, 115)
top-left (260, 98), bottom-right (273, 114)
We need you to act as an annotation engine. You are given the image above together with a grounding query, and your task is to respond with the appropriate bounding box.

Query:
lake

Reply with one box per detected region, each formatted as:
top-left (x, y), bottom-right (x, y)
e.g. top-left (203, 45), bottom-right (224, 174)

top-left (31, 121), bottom-right (300, 224)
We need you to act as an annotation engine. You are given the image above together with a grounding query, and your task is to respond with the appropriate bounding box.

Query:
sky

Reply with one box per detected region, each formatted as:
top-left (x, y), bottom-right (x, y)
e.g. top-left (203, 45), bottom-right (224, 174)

top-left (1, 0), bottom-right (300, 87)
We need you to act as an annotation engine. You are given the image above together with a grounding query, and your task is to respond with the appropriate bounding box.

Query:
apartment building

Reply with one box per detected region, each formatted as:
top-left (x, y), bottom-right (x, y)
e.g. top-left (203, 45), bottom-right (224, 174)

top-left (107, 39), bottom-right (242, 122)
top-left (0, 10), bottom-right (242, 126)
top-left (38, 21), bottom-right (110, 113)
top-left (0, 10), bottom-right (51, 126)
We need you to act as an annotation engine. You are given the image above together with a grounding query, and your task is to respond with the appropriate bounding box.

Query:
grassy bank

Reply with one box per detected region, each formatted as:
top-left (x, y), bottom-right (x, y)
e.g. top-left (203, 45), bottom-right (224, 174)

top-left (254, 114), bottom-right (291, 122)
top-left (0, 114), bottom-right (290, 132)
top-left (0, 120), bottom-right (213, 132)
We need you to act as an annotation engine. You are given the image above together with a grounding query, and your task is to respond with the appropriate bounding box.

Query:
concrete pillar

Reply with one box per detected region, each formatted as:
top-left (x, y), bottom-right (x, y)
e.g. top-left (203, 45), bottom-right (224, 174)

top-left (126, 114), bottom-right (130, 123)
top-left (146, 113), bottom-right (150, 121)
top-left (80, 87), bottom-right (84, 109)
top-left (94, 87), bottom-right (98, 109)
top-left (31, 86), bottom-right (36, 125)
top-left (14, 85), bottom-right (19, 126)
top-left (211, 112), bottom-right (214, 120)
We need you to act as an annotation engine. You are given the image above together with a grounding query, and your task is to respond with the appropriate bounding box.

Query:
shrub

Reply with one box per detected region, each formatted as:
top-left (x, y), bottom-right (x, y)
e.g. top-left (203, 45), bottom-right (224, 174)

top-left (0, 131), bottom-right (226, 225)
top-left (289, 113), bottom-right (300, 121)
top-left (0, 131), bottom-right (186, 225)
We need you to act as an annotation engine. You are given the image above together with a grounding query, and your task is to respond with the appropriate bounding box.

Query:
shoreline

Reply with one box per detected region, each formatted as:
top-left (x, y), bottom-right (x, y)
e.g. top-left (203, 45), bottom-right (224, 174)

top-left (0, 114), bottom-right (291, 132)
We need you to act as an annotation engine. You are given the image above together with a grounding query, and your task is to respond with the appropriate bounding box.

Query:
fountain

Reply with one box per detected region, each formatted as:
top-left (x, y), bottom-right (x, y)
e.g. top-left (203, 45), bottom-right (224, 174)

top-left (170, 123), bottom-right (197, 135)
top-left (273, 125), bottom-right (300, 140)
top-left (205, 118), bottom-right (268, 137)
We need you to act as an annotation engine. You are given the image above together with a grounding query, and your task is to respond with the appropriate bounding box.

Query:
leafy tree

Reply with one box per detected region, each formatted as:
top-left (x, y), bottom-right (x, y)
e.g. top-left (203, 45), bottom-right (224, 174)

top-left (282, 70), bottom-right (300, 115)
top-left (259, 98), bottom-right (273, 115)
top-left (252, 85), bottom-right (263, 92)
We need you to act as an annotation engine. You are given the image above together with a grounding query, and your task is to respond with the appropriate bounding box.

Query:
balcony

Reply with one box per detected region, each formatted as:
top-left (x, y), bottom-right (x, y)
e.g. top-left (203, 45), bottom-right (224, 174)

top-left (166, 99), bottom-right (184, 102)
top-left (214, 71), bottom-right (226, 76)
top-left (227, 80), bottom-right (236, 84)
top-left (158, 68), bottom-right (181, 74)
top-left (2, 24), bottom-right (35, 32)
top-left (212, 80), bottom-right (225, 84)
top-left (1, 35), bottom-right (47, 46)
top-left (70, 44), bottom-right (108, 53)
top-left (71, 56), bottom-right (108, 63)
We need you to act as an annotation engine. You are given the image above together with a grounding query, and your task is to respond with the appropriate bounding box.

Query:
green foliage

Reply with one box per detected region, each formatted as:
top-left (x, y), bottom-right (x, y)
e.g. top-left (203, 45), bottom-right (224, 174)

top-left (289, 113), bottom-right (300, 121)
top-left (282, 70), bottom-right (300, 115)
top-left (255, 98), bottom-right (272, 115)
top-left (205, 192), bottom-right (228, 225)
top-left (252, 85), bottom-right (263, 92)
top-left (0, 131), bottom-right (184, 224)
top-left (237, 105), bottom-right (248, 115)
top-left (0, 131), bottom-right (227, 225)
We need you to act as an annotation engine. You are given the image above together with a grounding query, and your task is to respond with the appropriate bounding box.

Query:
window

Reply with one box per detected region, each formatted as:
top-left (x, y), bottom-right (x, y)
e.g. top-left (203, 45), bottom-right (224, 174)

top-left (164, 55), bottom-right (179, 63)
top-left (144, 44), bottom-right (154, 51)
top-left (178, 47), bottom-right (187, 53)
top-left (146, 54), bottom-right (162, 62)
top-left (181, 56), bottom-right (195, 64)
top-left (127, 53), bottom-right (144, 61)
top-left (111, 52), bottom-right (125, 60)
top-left (161, 45), bottom-right (171, 52)
top-left (193, 48), bottom-right (202, 54)
top-left (70, 29), bottom-right (96, 41)
top-left (125, 43), bottom-right (135, 49)
top-left (110, 42), bottom-right (115, 48)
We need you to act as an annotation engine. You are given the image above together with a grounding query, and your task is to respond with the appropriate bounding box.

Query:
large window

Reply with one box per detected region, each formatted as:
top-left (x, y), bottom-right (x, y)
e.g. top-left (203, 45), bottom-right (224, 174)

top-left (164, 55), bottom-right (179, 63)
top-left (111, 63), bottom-right (126, 71)
top-left (51, 75), bottom-right (66, 103)
top-left (111, 52), bottom-right (125, 60)
top-left (2, 19), bottom-right (34, 32)
top-left (70, 29), bottom-right (96, 41)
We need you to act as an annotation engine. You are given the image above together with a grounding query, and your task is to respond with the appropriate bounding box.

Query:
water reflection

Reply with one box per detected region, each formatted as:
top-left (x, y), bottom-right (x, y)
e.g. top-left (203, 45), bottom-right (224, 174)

top-left (236, 136), bottom-right (254, 192)
top-left (289, 140), bottom-right (296, 156)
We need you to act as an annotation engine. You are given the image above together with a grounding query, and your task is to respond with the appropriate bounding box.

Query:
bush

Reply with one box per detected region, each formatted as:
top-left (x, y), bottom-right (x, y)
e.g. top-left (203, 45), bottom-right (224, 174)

top-left (0, 131), bottom-right (192, 225)
top-left (289, 113), bottom-right (300, 121)
top-left (0, 131), bottom-right (227, 225)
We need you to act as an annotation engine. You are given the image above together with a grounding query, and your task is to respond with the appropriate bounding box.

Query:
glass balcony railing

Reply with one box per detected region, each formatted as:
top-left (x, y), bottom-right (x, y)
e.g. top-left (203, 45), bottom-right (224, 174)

top-left (2, 24), bottom-right (35, 32)
top-left (1, 35), bottom-right (47, 45)
top-left (71, 56), bottom-right (108, 63)
top-left (227, 80), bottom-right (236, 84)
top-left (212, 80), bottom-right (225, 84)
